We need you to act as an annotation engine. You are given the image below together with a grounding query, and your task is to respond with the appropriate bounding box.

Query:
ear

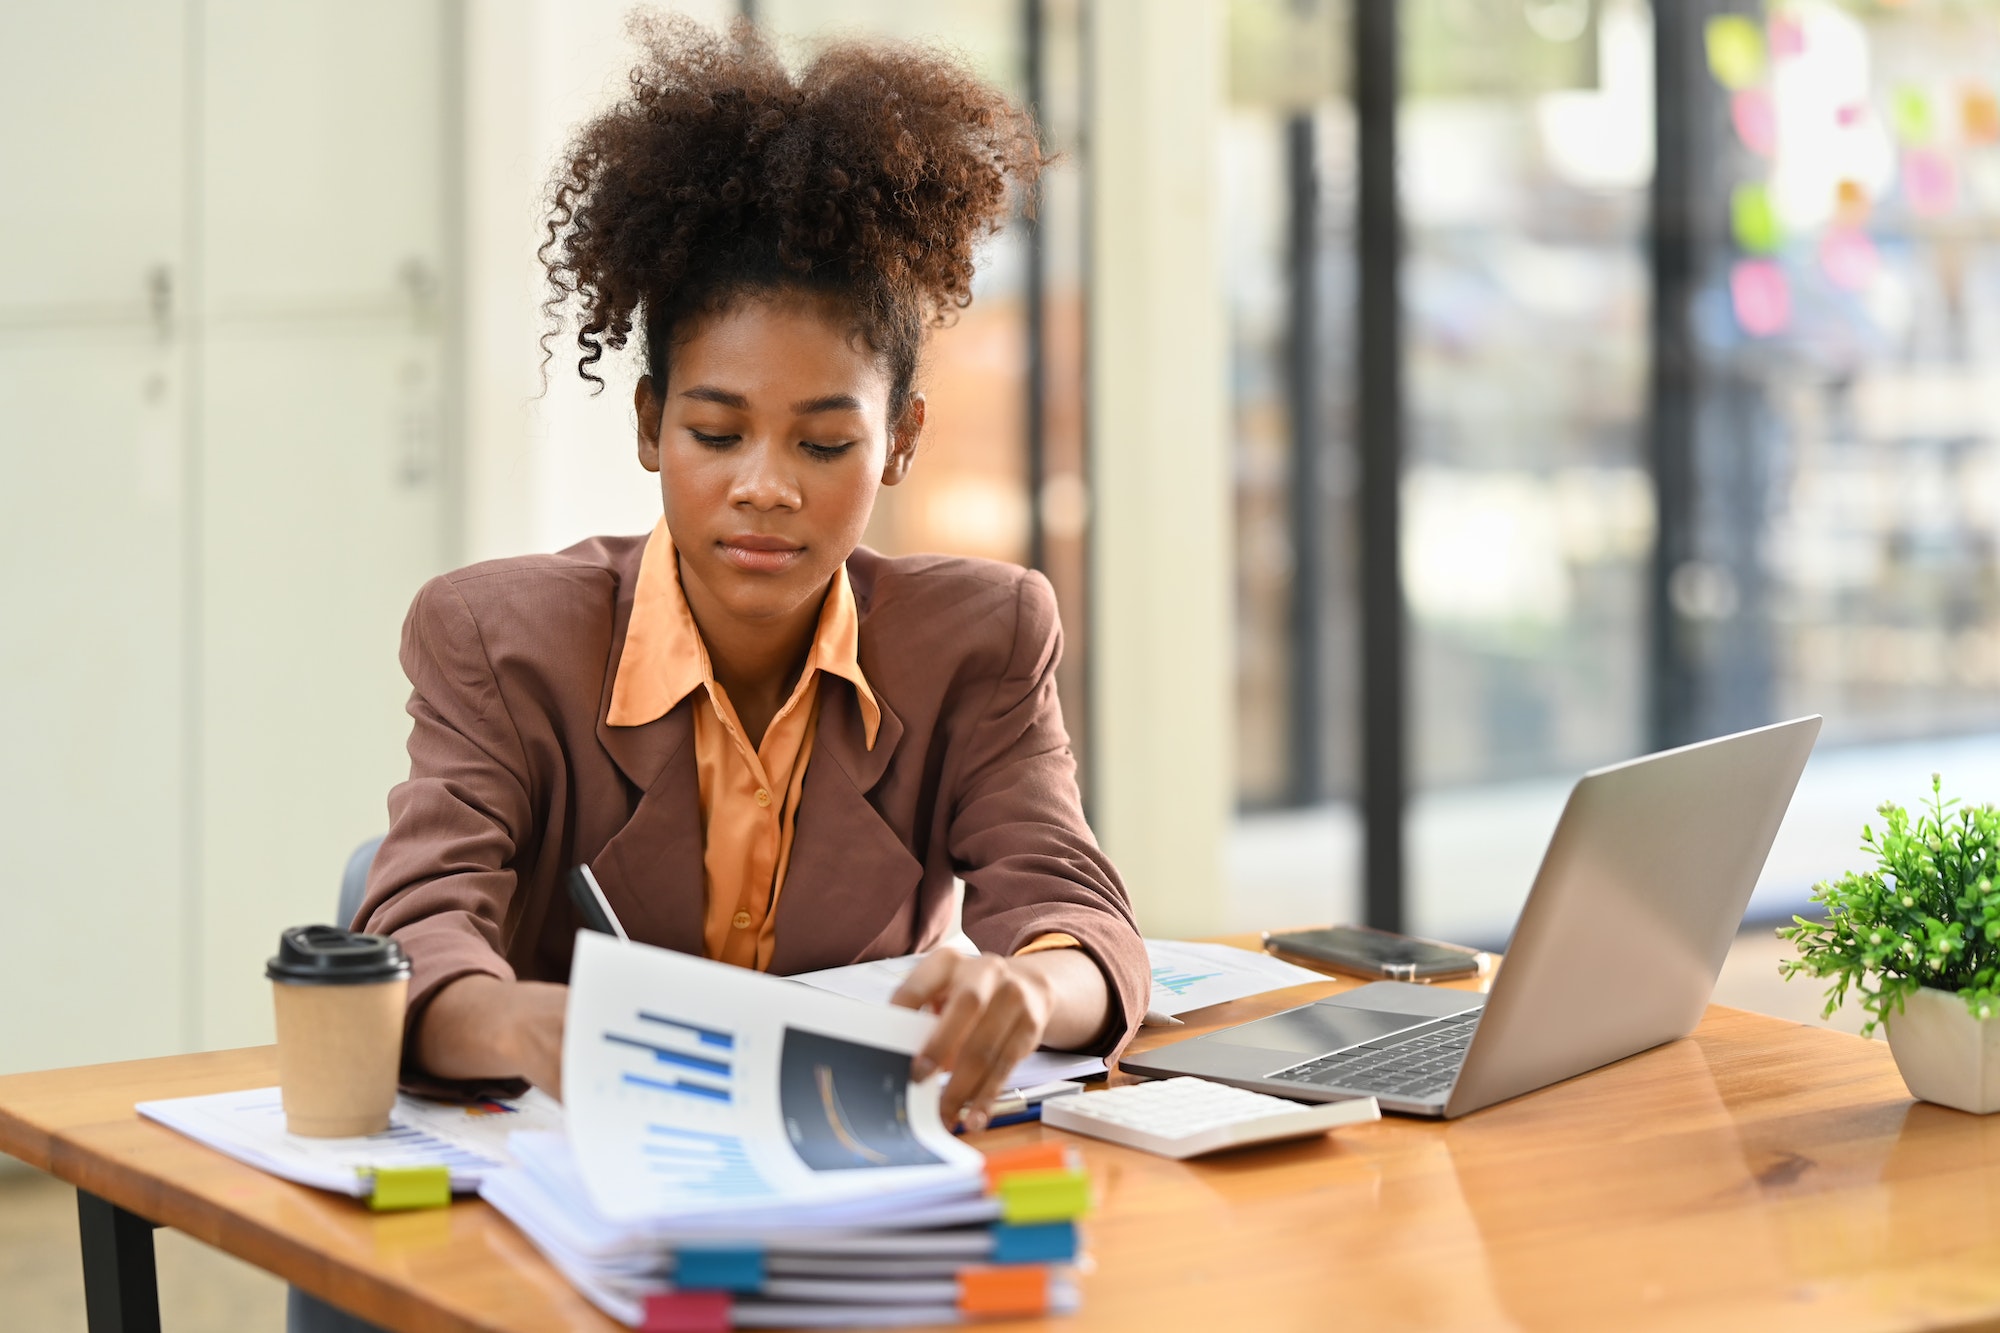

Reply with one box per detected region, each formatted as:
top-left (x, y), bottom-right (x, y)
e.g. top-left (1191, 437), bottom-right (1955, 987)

top-left (881, 393), bottom-right (924, 487)
top-left (635, 375), bottom-right (663, 473)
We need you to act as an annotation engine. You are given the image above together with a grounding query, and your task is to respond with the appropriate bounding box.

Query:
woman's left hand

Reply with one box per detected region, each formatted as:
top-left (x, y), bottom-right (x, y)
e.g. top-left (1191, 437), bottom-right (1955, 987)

top-left (890, 951), bottom-right (1056, 1130)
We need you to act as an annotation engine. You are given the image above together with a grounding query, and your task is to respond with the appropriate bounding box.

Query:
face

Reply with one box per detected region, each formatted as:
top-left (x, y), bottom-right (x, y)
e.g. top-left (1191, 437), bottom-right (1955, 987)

top-left (635, 295), bottom-right (922, 633)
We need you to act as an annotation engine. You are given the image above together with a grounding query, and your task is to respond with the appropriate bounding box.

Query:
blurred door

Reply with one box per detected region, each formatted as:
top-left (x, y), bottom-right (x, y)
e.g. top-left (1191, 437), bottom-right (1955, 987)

top-left (0, 1), bottom-right (456, 1071)
top-left (195, 0), bottom-right (456, 1049)
top-left (0, 2), bottom-right (193, 1074)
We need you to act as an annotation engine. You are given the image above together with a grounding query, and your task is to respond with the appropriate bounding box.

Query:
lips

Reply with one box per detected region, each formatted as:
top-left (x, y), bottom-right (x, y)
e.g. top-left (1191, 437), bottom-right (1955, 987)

top-left (716, 534), bottom-right (805, 575)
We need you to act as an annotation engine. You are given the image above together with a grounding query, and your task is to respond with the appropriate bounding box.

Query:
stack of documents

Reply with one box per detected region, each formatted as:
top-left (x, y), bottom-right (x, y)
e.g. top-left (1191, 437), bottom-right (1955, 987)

top-left (481, 933), bottom-right (1093, 1328)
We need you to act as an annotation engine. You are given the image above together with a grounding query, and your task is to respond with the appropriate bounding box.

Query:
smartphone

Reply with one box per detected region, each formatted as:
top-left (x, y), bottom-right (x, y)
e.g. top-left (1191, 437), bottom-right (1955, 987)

top-left (1262, 924), bottom-right (1488, 982)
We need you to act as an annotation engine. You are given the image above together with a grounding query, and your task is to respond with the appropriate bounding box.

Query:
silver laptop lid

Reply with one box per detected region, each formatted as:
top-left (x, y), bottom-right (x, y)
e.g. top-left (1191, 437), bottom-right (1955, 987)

top-left (1442, 715), bottom-right (1821, 1118)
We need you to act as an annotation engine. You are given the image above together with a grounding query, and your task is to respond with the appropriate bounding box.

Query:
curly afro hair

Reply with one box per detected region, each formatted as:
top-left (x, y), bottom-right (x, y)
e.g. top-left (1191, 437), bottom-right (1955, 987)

top-left (539, 15), bottom-right (1047, 416)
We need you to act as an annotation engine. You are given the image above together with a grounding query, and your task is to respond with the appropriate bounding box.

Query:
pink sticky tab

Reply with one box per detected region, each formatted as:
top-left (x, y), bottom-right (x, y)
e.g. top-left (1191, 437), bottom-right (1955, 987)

top-left (1904, 148), bottom-right (1956, 216)
top-left (1820, 228), bottom-right (1878, 291)
top-left (1730, 260), bottom-right (1790, 338)
top-left (642, 1292), bottom-right (731, 1333)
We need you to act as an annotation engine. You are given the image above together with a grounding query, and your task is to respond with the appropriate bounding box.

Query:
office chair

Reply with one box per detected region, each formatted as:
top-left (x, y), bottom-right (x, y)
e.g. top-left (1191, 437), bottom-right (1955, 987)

top-left (286, 833), bottom-right (390, 1333)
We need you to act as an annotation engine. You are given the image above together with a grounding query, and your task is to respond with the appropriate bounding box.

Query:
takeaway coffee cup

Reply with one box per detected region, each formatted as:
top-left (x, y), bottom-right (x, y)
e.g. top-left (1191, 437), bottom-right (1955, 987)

top-left (266, 926), bottom-right (411, 1138)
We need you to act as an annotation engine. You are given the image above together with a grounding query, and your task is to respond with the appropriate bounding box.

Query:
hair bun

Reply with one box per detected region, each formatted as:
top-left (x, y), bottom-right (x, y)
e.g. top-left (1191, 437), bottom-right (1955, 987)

top-left (540, 15), bottom-right (1045, 400)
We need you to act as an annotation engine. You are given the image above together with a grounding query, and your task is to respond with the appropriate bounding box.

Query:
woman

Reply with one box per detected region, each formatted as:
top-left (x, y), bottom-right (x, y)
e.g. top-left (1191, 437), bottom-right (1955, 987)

top-left (358, 16), bottom-right (1147, 1131)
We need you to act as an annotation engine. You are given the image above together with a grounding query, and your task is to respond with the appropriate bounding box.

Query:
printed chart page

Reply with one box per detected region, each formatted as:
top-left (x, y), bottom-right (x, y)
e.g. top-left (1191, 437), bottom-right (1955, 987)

top-left (564, 933), bottom-right (984, 1225)
top-left (1144, 940), bottom-right (1327, 1017)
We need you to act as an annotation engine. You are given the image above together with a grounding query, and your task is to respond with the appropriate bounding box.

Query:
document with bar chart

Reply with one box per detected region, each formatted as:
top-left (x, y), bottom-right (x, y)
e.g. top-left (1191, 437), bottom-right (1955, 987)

top-left (563, 932), bottom-right (983, 1225)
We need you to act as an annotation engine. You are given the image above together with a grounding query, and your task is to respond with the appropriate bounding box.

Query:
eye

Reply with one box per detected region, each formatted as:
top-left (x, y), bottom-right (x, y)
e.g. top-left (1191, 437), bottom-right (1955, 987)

top-left (801, 440), bottom-right (858, 461)
top-left (688, 429), bottom-right (739, 448)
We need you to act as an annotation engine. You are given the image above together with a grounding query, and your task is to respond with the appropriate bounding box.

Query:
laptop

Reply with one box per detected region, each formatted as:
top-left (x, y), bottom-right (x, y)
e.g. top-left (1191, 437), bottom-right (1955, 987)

top-left (1122, 716), bottom-right (1822, 1118)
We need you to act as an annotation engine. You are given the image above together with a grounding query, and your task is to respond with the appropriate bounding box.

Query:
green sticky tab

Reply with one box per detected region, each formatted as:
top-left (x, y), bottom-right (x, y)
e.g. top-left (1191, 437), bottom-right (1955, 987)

top-left (364, 1165), bottom-right (451, 1212)
top-left (996, 1168), bottom-right (1091, 1224)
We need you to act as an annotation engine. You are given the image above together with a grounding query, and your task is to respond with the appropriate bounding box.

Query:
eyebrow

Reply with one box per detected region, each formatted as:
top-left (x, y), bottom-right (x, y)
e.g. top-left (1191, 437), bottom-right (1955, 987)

top-left (676, 386), bottom-right (865, 416)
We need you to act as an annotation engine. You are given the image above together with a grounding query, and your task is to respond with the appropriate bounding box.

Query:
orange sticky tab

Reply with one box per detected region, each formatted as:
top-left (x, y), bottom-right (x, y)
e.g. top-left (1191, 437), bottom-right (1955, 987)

top-left (982, 1141), bottom-right (1072, 1189)
top-left (959, 1264), bottom-right (1049, 1317)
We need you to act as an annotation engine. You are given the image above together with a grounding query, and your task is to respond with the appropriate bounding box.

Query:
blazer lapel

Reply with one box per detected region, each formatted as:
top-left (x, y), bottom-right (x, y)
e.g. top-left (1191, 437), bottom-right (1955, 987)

top-left (766, 680), bottom-right (920, 974)
top-left (587, 697), bottom-right (708, 957)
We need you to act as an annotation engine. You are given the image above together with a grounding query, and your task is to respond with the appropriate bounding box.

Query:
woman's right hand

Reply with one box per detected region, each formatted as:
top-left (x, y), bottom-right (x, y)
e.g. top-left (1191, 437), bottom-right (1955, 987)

top-left (416, 974), bottom-right (569, 1100)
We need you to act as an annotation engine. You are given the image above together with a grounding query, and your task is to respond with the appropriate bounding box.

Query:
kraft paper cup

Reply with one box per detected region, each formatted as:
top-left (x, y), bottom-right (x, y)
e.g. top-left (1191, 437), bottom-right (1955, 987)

top-left (267, 926), bottom-right (411, 1138)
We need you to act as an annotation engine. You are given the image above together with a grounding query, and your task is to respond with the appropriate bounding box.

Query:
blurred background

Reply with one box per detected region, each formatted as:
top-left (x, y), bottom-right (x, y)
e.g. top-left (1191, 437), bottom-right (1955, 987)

top-left (11, 0), bottom-right (2000, 1087)
top-left (11, 0), bottom-right (2000, 1320)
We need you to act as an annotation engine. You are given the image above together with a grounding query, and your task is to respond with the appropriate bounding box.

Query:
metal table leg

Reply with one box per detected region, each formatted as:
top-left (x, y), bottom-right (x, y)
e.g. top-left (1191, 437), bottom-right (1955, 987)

top-left (76, 1190), bottom-right (162, 1333)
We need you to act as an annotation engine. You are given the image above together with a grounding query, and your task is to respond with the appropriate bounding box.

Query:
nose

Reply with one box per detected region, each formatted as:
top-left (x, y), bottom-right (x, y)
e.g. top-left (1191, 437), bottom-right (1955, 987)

top-left (730, 434), bottom-right (803, 512)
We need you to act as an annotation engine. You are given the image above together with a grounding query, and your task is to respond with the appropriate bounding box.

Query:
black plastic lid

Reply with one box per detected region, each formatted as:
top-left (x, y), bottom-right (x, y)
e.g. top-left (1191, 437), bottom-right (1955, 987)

top-left (266, 925), bottom-right (411, 986)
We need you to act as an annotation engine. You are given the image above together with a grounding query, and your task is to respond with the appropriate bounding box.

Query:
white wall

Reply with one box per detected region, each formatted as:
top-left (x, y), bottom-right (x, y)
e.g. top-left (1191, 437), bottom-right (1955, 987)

top-left (461, 0), bottom-right (733, 563)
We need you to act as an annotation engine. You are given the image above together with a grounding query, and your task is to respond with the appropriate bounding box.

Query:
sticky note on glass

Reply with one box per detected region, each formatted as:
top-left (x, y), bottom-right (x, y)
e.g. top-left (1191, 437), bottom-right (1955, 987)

top-left (363, 1165), bottom-right (450, 1212)
top-left (1820, 228), bottom-right (1878, 291)
top-left (1730, 260), bottom-right (1790, 338)
top-left (1964, 87), bottom-right (2000, 143)
top-left (1904, 148), bottom-right (1956, 216)
top-left (1731, 183), bottom-right (1782, 255)
top-left (1705, 16), bottom-right (1765, 91)
top-left (1892, 87), bottom-right (1933, 144)
top-left (1835, 177), bottom-right (1869, 223)
top-left (1732, 89), bottom-right (1777, 156)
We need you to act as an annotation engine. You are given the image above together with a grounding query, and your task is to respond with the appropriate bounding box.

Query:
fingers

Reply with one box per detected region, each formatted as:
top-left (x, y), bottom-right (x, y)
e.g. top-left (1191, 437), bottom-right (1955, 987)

top-left (941, 1000), bottom-right (1038, 1130)
top-left (913, 961), bottom-right (992, 1081)
top-left (890, 950), bottom-right (960, 1011)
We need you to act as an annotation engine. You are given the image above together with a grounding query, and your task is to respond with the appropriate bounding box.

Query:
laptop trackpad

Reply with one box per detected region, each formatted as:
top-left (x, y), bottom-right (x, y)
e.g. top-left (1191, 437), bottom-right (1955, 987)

top-left (1214, 1005), bottom-right (1423, 1056)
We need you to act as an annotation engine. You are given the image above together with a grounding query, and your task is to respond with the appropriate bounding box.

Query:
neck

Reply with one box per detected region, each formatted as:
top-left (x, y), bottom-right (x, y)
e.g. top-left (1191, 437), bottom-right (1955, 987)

top-left (676, 554), bottom-right (827, 728)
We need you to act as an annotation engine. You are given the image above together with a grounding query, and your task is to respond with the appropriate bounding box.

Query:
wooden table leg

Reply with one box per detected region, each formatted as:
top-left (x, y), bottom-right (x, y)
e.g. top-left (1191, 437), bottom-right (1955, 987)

top-left (76, 1190), bottom-right (162, 1333)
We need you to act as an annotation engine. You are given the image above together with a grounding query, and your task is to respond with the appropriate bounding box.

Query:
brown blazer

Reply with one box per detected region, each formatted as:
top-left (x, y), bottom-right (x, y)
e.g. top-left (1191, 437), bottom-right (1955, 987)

top-left (358, 534), bottom-right (1148, 1079)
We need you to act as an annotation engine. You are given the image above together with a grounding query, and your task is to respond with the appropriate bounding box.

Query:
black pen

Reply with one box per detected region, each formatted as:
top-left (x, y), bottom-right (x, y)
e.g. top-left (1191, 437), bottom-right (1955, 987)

top-left (566, 865), bottom-right (628, 940)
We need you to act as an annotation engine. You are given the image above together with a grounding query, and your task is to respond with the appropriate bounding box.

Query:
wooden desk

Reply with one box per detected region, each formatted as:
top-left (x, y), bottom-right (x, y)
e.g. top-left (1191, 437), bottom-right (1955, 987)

top-left (6, 964), bottom-right (2000, 1332)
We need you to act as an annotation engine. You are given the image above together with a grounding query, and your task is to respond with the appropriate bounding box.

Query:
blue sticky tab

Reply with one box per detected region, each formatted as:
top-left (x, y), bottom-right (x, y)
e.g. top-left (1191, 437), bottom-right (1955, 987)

top-left (674, 1247), bottom-right (765, 1292)
top-left (991, 1221), bottom-right (1078, 1265)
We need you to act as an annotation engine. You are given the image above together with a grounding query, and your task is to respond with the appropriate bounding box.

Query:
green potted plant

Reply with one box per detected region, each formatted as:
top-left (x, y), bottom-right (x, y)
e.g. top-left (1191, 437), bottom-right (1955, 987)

top-left (1780, 774), bottom-right (2000, 1114)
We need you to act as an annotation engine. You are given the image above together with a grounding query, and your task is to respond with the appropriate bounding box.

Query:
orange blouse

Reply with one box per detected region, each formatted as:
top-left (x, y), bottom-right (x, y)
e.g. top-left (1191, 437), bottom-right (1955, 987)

top-left (604, 523), bottom-right (1074, 970)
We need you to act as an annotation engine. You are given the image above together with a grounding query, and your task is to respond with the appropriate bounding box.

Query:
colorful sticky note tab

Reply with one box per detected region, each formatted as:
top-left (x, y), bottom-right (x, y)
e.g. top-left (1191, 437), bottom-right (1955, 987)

top-left (996, 1168), bottom-right (1092, 1224)
top-left (363, 1165), bottom-right (451, 1212)
top-left (1891, 86), bottom-right (1933, 144)
top-left (674, 1247), bottom-right (764, 1292)
top-left (1730, 260), bottom-right (1790, 338)
top-left (1834, 178), bottom-right (1870, 224)
top-left (981, 1141), bottom-right (1075, 1189)
top-left (959, 1265), bottom-right (1050, 1318)
top-left (1904, 148), bottom-right (1956, 216)
top-left (641, 1292), bottom-right (731, 1333)
top-left (1732, 89), bottom-right (1777, 156)
top-left (992, 1220), bottom-right (1079, 1265)
top-left (1705, 16), bottom-right (1765, 91)
top-left (1965, 87), bottom-right (2000, 143)
top-left (1730, 183), bottom-right (1782, 255)
top-left (1820, 228), bottom-right (1878, 291)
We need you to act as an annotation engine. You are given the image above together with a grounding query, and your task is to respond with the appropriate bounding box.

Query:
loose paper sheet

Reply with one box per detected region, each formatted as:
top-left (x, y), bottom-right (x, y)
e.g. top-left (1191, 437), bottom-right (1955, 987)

top-left (136, 1086), bottom-right (562, 1195)
top-left (1142, 940), bottom-right (1328, 1017)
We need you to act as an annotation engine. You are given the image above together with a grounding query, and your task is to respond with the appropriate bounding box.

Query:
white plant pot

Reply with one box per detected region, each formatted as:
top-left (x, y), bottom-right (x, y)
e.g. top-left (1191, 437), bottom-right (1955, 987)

top-left (1884, 984), bottom-right (2000, 1114)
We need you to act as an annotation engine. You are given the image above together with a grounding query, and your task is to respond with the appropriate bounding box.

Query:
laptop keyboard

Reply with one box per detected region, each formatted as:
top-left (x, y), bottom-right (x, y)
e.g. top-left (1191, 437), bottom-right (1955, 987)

top-left (1270, 1011), bottom-right (1481, 1101)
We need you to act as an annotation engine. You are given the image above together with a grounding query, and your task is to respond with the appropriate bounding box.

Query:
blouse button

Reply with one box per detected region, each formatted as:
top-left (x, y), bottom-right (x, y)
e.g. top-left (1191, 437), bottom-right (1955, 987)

top-left (754, 787), bottom-right (772, 807)
top-left (732, 910), bottom-right (753, 930)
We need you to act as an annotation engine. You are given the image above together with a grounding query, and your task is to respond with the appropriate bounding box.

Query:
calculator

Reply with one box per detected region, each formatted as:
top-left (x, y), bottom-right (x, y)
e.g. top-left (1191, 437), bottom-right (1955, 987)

top-left (1040, 1077), bottom-right (1379, 1159)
